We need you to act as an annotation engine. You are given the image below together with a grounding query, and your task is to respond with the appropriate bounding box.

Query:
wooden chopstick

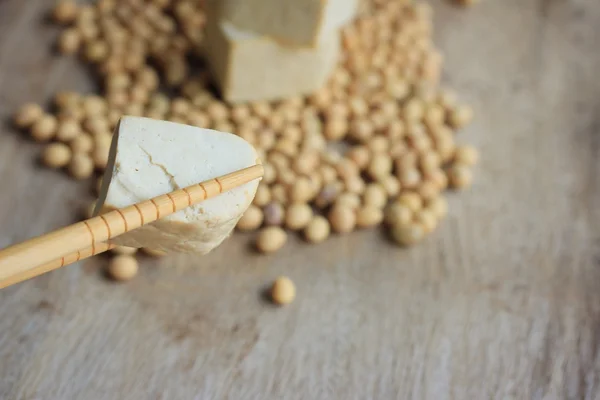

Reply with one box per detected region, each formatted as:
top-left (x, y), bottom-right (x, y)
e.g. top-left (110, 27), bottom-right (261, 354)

top-left (0, 164), bottom-right (263, 289)
top-left (0, 242), bottom-right (116, 289)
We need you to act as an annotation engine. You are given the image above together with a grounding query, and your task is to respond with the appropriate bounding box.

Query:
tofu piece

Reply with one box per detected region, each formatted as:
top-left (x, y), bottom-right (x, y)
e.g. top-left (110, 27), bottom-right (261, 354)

top-left (95, 116), bottom-right (260, 254)
top-left (204, 19), bottom-right (340, 103)
top-left (209, 0), bottom-right (359, 47)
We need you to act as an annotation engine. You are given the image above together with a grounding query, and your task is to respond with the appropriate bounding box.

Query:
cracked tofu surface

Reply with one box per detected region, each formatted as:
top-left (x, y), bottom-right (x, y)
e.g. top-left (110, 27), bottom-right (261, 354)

top-left (95, 116), bottom-right (259, 254)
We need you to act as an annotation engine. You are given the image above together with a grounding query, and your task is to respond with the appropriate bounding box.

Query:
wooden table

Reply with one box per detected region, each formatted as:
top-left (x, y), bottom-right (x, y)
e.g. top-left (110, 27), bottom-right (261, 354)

top-left (1, 1), bottom-right (600, 398)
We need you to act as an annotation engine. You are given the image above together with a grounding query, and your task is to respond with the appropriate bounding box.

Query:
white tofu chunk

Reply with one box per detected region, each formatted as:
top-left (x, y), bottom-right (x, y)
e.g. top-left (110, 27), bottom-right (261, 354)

top-left (208, 0), bottom-right (359, 47)
top-left (96, 116), bottom-right (260, 254)
top-left (203, 19), bottom-right (340, 103)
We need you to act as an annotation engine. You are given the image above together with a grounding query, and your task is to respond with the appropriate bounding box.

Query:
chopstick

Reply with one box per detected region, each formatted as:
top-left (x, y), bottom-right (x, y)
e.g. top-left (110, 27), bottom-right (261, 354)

top-left (0, 242), bottom-right (116, 289)
top-left (0, 164), bottom-right (264, 289)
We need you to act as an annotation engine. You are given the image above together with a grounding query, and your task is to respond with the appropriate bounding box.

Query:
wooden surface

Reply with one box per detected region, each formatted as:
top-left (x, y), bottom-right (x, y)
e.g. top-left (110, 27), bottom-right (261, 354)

top-left (1, 0), bottom-right (600, 399)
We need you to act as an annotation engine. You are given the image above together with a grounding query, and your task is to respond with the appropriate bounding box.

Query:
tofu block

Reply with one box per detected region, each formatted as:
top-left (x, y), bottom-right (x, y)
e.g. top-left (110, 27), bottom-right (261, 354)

top-left (209, 0), bottom-right (359, 47)
top-left (204, 19), bottom-right (340, 103)
top-left (95, 116), bottom-right (260, 254)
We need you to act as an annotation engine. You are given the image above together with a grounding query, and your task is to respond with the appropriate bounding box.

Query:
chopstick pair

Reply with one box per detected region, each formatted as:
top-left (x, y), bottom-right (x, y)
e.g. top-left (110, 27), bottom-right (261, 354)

top-left (0, 164), bottom-right (264, 289)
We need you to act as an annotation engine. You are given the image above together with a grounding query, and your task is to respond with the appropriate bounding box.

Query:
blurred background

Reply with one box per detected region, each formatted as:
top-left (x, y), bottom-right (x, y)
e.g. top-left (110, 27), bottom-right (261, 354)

top-left (0, 0), bottom-right (599, 398)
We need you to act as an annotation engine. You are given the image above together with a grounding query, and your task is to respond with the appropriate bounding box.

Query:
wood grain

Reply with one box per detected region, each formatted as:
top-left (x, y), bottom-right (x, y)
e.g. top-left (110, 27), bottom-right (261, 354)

top-left (1, 0), bottom-right (600, 399)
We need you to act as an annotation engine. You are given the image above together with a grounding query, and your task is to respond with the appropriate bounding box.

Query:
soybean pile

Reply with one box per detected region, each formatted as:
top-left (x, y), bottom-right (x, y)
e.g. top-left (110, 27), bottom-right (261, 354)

top-left (13, 0), bottom-right (480, 281)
